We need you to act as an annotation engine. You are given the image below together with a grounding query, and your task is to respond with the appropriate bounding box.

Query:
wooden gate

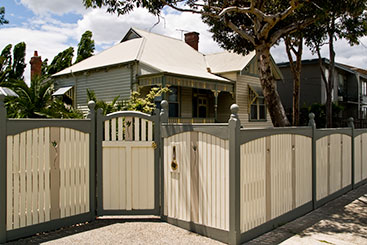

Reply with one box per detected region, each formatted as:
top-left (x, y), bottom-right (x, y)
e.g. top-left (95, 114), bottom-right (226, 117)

top-left (96, 110), bottom-right (160, 215)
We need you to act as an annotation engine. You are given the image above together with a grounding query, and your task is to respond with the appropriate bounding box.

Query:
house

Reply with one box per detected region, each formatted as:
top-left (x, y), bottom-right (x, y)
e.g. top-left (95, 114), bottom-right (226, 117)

top-left (51, 28), bottom-right (283, 127)
top-left (277, 58), bottom-right (367, 125)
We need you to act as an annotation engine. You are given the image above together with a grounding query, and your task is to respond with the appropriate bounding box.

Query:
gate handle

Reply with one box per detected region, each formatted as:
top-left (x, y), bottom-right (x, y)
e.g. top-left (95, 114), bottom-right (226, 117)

top-left (171, 146), bottom-right (178, 171)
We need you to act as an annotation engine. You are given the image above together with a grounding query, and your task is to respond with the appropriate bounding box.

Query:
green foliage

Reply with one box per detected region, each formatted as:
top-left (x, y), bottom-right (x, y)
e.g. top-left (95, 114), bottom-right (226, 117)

top-left (86, 87), bottom-right (169, 115)
top-left (47, 47), bottom-right (74, 75)
top-left (299, 103), bottom-right (344, 128)
top-left (123, 87), bottom-right (169, 113)
top-left (0, 42), bottom-right (26, 85)
top-left (75, 30), bottom-right (95, 64)
top-left (5, 76), bottom-right (82, 118)
top-left (0, 6), bottom-right (8, 25)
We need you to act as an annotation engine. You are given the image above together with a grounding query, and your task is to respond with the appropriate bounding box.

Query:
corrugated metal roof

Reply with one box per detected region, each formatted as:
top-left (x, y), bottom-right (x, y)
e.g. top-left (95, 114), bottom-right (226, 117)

top-left (0, 87), bottom-right (18, 97)
top-left (53, 38), bottom-right (143, 76)
top-left (205, 51), bottom-right (256, 74)
top-left (53, 28), bottom-right (256, 83)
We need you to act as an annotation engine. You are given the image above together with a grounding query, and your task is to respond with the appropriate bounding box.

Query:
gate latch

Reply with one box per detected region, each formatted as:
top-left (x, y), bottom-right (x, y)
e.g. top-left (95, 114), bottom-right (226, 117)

top-left (152, 142), bottom-right (157, 149)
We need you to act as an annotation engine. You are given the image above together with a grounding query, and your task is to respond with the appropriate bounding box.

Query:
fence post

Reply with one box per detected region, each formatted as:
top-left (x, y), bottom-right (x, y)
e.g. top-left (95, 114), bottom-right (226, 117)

top-left (308, 113), bottom-right (317, 210)
top-left (95, 107), bottom-right (104, 216)
top-left (348, 117), bottom-right (355, 189)
top-left (87, 101), bottom-right (97, 218)
top-left (228, 104), bottom-right (240, 245)
top-left (153, 108), bottom-right (161, 215)
top-left (159, 100), bottom-right (168, 219)
top-left (0, 94), bottom-right (7, 243)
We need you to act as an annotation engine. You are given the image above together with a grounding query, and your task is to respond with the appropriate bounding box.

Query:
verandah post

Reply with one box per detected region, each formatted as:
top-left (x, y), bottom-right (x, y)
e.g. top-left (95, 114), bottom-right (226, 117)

top-left (228, 104), bottom-right (241, 245)
top-left (159, 100), bottom-right (168, 219)
top-left (308, 113), bottom-right (317, 210)
top-left (348, 117), bottom-right (355, 189)
top-left (0, 94), bottom-right (7, 243)
top-left (87, 101), bottom-right (97, 218)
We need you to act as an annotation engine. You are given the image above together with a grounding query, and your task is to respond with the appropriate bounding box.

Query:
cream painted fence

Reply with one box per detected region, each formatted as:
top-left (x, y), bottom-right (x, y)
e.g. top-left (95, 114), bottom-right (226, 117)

top-left (163, 131), bottom-right (229, 231)
top-left (239, 132), bottom-right (312, 233)
top-left (354, 130), bottom-right (367, 184)
top-left (96, 110), bottom-right (160, 215)
top-left (6, 127), bottom-right (90, 231)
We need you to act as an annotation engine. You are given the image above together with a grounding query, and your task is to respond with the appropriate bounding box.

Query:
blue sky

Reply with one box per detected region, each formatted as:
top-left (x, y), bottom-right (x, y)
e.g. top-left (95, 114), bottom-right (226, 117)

top-left (1, 0), bottom-right (367, 83)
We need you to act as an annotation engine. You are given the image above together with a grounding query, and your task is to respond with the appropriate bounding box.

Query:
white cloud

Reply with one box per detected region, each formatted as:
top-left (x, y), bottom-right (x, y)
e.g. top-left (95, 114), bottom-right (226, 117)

top-left (19, 0), bottom-right (87, 16)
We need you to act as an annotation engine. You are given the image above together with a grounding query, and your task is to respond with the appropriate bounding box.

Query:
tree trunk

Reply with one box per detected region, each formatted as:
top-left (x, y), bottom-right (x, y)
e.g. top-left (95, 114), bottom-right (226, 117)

top-left (285, 35), bottom-right (303, 126)
top-left (327, 19), bottom-right (336, 128)
top-left (256, 45), bottom-right (290, 127)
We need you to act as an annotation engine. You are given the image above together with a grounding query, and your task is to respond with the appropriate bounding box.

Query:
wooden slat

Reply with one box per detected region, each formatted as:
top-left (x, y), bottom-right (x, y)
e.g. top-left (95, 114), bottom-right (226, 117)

top-left (60, 128), bottom-right (66, 218)
top-left (85, 133), bottom-right (90, 212)
top-left (119, 147), bottom-right (126, 209)
top-left (38, 128), bottom-right (45, 223)
top-left (148, 121), bottom-right (153, 141)
top-left (148, 147), bottom-right (154, 209)
top-left (118, 117), bottom-right (123, 141)
top-left (111, 118), bottom-right (116, 141)
top-left (26, 130), bottom-right (32, 225)
top-left (134, 117), bottom-right (140, 141)
top-left (102, 145), bottom-right (111, 209)
top-left (31, 130), bottom-right (38, 224)
top-left (44, 127), bottom-right (51, 222)
top-left (70, 129), bottom-right (76, 216)
top-left (76, 131), bottom-right (81, 215)
top-left (125, 117), bottom-right (132, 141)
top-left (65, 128), bottom-right (71, 217)
top-left (132, 147), bottom-right (140, 208)
top-left (20, 132), bottom-right (26, 227)
top-left (7, 136), bottom-right (13, 230)
top-left (13, 134), bottom-right (20, 229)
top-left (104, 120), bottom-right (110, 141)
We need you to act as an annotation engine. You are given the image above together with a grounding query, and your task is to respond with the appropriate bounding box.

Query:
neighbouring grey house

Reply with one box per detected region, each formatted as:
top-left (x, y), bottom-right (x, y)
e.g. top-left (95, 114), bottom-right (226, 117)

top-left (277, 58), bottom-right (367, 123)
top-left (51, 28), bottom-right (283, 127)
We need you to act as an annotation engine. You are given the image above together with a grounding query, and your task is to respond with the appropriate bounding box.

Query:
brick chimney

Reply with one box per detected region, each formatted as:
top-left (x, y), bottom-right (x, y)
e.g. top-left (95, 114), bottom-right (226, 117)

top-left (30, 51), bottom-right (42, 80)
top-left (184, 32), bottom-right (199, 51)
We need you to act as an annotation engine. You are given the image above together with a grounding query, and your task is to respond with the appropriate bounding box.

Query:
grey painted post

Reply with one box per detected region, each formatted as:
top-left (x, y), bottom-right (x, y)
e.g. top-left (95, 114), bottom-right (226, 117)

top-left (87, 101), bottom-right (97, 218)
top-left (228, 104), bottom-right (240, 245)
top-left (348, 117), bottom-right (355, 189)
top-left (95, 107), bottom-right (104, 215)
top-left (160, 100), bottom-right (168, 123)
top-left (308, 113), bottom-right (317, 210)
top-left (152, 108), bottom-right (161, 215)
top-left (0, 95), bottom-right (6, 243)
top-left (159, 100), bottom-right (168, 218)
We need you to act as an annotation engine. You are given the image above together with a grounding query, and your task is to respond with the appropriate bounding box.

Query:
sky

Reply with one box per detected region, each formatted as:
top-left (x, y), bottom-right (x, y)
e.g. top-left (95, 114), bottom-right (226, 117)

top-left (1, 0), bottom-right (367, 84)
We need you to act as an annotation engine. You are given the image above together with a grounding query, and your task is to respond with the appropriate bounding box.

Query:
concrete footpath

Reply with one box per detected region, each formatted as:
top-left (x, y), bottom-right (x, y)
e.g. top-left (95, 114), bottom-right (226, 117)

top-left (247, 183), bottom-right (367, 244)
top-left (7, 183), bottom-right (367, 244)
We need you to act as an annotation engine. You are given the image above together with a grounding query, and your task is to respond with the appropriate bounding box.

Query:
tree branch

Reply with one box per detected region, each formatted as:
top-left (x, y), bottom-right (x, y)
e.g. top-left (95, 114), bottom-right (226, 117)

top-left (224, 15), bottom-right (255, 45)
top-left (270, 17), bottom-right (314, 45)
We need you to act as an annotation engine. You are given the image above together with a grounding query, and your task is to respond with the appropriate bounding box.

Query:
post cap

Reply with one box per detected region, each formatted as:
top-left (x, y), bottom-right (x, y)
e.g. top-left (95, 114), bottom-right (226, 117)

top-left (88, 100), bottom-right (96, 111)
top-left (308, 113), bottom-right (315, 120)
top-left (230, 104), bottom-right (239, 115)
top-left (161, 100), bottom-right (168, 110)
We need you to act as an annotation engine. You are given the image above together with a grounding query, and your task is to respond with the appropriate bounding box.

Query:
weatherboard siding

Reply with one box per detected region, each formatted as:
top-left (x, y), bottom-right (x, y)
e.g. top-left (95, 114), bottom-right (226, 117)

top-left (54, 66), bottom-right (132, 112)
top-left (236, 74), bottom-right (273, 127)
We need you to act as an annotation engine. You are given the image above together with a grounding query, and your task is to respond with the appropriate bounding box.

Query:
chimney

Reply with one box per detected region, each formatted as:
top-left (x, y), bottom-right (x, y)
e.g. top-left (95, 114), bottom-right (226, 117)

top-left (30, 51), bottom-right (42, 80)
top-left (184, 32), bottom-right (199, 51)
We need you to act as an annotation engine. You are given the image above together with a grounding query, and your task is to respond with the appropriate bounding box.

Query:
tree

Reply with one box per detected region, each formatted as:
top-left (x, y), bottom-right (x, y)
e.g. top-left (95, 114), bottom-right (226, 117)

top-left (284, 34), bottom-right (303, 126)
top-left (82, 0), bottom-right (323, 127)
top-left (0, 7), bottom-right (8, 25)
top-left (75, 30), bottom-right (95, 64)
top-left (47, 47), bottom-right (74, 75)
top-left (305, 0), bottom-right (367, 127)
top-left (0, 42), bottom-right (26, 85)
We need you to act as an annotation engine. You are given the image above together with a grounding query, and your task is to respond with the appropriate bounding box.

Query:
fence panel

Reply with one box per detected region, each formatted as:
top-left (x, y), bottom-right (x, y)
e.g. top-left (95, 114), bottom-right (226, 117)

top-left (239, 130), bottom-right (312, 234)
top-left (163, 128), bottom-right (230, 233)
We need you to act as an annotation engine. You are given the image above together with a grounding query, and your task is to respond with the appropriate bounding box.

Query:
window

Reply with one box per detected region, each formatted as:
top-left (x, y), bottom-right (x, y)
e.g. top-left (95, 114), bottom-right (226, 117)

top-left (249, 86), bottom-right (267, 121)
top-left (168, 86), bottom-right (179, 117)
top-left (362, 81), bottom-right (367, 96)
top-left (52, 86), bottom-right (74, 106)
top-left (338, 74), bottom-right (346, 97)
